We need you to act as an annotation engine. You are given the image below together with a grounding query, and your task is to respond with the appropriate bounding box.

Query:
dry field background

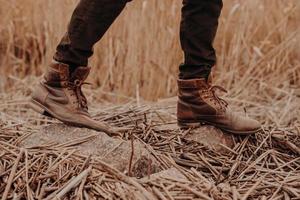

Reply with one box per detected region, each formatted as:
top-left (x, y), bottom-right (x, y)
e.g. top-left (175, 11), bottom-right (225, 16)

top-left (0, 0), bottom-right (300, 199)
top-left (0, 0), bottom-right (299, 126)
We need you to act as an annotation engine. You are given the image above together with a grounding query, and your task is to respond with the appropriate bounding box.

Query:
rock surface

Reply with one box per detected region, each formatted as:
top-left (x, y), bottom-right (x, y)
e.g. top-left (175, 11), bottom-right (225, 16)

top-left (140, 167), bottom-right (187, 183)
top-left (20, 97), bottom-right (235, 178)
top-left (186, 126), bottom-right (235, 152)
top-left (155, 97), bottom-right (235, 152)
top-left (153, 123), bottom-right (234, 153)
top-left (20, 124), bottom-right (160, 178)
top-left (21, 123), bottom-right (234, 177)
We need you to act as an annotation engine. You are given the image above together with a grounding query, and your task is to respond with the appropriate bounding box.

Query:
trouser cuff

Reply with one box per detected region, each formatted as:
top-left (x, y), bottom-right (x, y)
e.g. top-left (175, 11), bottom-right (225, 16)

top-left (178, 64), bottom-right (212, 80)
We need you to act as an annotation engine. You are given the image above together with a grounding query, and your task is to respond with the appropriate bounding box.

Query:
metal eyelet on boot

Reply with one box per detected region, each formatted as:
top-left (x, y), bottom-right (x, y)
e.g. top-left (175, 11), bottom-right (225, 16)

top-left (74, 79), bottom-right (82, 86)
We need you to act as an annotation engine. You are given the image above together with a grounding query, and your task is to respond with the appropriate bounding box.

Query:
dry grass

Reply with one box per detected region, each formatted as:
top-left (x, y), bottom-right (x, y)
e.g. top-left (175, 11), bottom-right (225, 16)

top-left (1, 89), bottom-right (300, 199)
top-left (0, 0), bottom-right (299, 97)
top-left (0, 0), bottom-right (300, 199)
top-left (0, 0), bottom-right (299, 126)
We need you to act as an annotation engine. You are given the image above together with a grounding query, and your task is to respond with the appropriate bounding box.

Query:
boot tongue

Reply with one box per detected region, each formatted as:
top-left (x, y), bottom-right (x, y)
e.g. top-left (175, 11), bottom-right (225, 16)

top-left (70, 67), bottom-right (91, 82)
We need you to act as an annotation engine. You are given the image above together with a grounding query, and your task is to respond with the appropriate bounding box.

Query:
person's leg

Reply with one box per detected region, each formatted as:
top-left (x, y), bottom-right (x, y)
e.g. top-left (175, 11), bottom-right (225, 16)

top-left (179, 0), bottom-right (223, 80)
top-left (177, 0), bottom-right (261, 134)
top-left (54, 0), bottom-right (131, 68)
top-left (30, 0), bottom-right (131, 134)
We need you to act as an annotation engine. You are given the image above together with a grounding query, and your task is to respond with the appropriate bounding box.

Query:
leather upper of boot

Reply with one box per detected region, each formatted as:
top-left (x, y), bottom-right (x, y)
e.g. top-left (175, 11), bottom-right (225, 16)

top-left (177, 78), bottom-right (261, 133)
top-left (178, 78), bottom-right (227, 116)
top-left (31, 61), bottom-right (119, 135)
top-left (37, 61), bottom-right (91, 115)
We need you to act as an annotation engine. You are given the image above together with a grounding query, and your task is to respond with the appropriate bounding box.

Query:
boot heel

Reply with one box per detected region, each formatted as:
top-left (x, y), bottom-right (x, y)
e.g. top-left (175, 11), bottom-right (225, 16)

top-left (178, 121), bottom-right (203, 129)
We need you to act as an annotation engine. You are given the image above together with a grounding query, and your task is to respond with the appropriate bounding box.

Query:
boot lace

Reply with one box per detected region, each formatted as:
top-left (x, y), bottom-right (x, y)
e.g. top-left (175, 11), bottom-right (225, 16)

top-left (67, 79), bottom-right (91, 109)
top-left (207, 85), bottom-right (229, 110)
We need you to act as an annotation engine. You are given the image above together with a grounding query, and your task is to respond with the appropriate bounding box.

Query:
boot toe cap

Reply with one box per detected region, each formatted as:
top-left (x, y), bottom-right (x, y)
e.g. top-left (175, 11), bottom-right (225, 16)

top-left (246, 118), bottom-right (261, 131)
top-left (234, 117), bottom-right (262, 134)
top-left (224, 111), bottom-right (262, 135)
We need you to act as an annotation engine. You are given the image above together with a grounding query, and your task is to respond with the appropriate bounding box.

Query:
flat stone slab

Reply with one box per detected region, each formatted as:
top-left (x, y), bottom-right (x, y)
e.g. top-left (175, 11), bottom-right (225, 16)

top-left (186, 126), bottom-right (234, 152)
top-left (20, 120), bottom-right (234, 179)
top-left (140, 167), bottom-right (187, 183)
top-left (20, 124), bottom-right (160, 178)
top-left (154, 123), bottom-right (234, 153)
top-left (153, 98), bottom-right (235, 153)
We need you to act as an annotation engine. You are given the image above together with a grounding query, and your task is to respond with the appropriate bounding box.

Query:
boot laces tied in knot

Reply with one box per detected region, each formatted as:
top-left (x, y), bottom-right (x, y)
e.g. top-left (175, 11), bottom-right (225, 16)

top-left (68, 79), bottom-right (91, 109)
top-left (208, 85), bottom-right (229, 109)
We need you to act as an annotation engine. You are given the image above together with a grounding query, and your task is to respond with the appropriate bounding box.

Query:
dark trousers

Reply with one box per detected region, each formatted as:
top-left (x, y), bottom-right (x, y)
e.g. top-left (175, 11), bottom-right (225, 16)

top-left (54, 0), bottom-right (223, 79)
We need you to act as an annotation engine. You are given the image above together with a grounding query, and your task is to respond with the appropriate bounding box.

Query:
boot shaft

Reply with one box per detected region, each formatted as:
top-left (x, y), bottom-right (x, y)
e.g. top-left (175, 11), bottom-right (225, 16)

top-left (178, 78), bottom-right (225, 114)
top-left (43, 61), bottom-right (91, 87)
top-left (32, 61), bottom-right (91, 113)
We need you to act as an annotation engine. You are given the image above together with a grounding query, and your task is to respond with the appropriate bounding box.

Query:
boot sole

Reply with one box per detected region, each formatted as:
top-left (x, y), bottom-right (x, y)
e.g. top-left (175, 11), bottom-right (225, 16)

top-left (29, 99), bottom-right (86, 128)
top-left (178, 120), bottom-right (262, 135)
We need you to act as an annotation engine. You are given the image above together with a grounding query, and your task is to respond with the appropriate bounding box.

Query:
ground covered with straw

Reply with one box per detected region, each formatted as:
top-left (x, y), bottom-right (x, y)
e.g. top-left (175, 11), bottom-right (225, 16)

top-left (1, 78), bottom-right (299, 200)
top-left (0, 0), bottom-right (299, 199)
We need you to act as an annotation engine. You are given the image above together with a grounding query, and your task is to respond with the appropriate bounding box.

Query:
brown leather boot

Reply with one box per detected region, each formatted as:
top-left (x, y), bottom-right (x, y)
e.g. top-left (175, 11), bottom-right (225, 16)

top-left (177, 78), bottom-right (261, 135)
top-left (30, 61), bottom-right (118, 136)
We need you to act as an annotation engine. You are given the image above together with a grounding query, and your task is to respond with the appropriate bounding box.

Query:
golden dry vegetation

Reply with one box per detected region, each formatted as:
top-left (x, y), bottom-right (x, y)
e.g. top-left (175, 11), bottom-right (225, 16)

top-left (0, 1), bottom-right (300, 199)
top-left (0, 0), bottom-right (299, 126)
